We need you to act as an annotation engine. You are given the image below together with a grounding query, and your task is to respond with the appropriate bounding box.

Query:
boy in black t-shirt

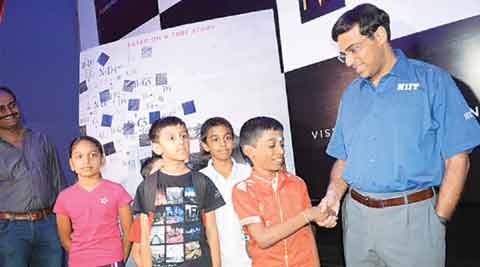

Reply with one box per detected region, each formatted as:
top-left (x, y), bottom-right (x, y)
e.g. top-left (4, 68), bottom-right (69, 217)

top-left (127, 116), bottom-right (225, 267)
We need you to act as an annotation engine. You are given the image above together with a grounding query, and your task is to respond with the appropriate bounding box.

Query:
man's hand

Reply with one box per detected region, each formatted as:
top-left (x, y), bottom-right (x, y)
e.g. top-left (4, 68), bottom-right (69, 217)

top-left (315, 190), bottom-right (340, 228)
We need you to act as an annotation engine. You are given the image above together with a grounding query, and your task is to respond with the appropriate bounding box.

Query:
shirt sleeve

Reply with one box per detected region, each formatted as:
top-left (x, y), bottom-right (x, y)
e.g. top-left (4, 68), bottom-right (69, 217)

top-left (53, 191), bottom-right (69, 216)
top-left (434, 70), bottom-right (480, 159)
top-left (326, 99), bottom-right (348, 160)
top-left (46, 136), bottom-right (67, 194)
top-left (116, 183), bottom-right (133, 208)
top-left (202, 174), bottom-right (225, 212)
top-left (232, 181), bottom-right (262, 226)
top-left (131, 181), bottom-right (146, 214)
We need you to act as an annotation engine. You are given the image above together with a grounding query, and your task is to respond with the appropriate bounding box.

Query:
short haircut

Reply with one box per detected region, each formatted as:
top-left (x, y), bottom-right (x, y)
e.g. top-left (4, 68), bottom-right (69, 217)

top-left (69, 136), bottom-right (104, 158)
top-left (0, 86), bottom-right (17, 101)
top-left (331, 3), bottom-right (390, 42)
top-left (200, 117), bottom-right (234, 144)
top-left (239, 116), bottom-right (283, 149)
top-left (148, 116), bottom-right (187, 142)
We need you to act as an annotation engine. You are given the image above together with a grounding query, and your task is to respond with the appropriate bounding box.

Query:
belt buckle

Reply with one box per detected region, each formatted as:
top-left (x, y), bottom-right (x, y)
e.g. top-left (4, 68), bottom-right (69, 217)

top-left (363, 195), bottom-right (372, 206)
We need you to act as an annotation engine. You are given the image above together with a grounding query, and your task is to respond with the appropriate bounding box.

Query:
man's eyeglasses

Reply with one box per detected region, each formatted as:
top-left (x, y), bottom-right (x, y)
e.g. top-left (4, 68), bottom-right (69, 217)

top-left (336, 40), bottom-right (366, 64)
top-left (0, 101), bottom-right (17, 113)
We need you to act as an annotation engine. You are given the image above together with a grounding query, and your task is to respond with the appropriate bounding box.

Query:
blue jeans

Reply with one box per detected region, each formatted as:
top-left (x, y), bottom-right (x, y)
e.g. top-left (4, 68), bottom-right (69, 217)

top-left (0, 214), bottom-right (62, 267)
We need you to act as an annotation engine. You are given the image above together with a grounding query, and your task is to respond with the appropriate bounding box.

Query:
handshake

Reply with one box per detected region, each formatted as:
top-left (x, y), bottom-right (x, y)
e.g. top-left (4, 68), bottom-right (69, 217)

top-left (303, 191), bottom-right (340, 228)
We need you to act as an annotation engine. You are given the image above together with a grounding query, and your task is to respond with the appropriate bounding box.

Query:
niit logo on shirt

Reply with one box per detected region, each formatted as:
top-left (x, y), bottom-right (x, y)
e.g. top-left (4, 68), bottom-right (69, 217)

top-left (397, 83), bottom-right (420, 91)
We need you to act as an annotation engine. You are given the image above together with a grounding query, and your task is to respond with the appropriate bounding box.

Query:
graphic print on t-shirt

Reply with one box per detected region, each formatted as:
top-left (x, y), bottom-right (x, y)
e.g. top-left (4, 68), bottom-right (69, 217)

top-left (184, 187), bottom-right (197, 203)
top-left (149, 186), bottom-right (202, 267)
top-left (185, 241), bottom-right (201, 260)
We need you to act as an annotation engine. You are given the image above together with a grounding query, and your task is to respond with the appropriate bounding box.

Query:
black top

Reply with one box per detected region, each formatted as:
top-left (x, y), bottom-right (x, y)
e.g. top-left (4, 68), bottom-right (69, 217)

top-left (132, 170), bottom-right (225, 267)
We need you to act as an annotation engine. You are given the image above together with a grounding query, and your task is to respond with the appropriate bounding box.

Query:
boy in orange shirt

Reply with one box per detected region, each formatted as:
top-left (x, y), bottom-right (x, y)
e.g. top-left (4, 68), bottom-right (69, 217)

top-left (232, 116), bottom-right (331, 267)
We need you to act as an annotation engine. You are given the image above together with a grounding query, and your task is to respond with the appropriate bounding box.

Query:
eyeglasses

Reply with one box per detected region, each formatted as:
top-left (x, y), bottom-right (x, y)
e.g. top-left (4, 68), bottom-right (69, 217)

top-left (0, 101), bottom-right (17, 113)
top-left (336, 39), bottom-right (368, 64)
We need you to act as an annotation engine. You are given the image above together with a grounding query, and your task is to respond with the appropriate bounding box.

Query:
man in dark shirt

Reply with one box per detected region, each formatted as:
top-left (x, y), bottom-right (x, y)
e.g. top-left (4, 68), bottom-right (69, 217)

top-left (0, 86), bottom-right (64, 266)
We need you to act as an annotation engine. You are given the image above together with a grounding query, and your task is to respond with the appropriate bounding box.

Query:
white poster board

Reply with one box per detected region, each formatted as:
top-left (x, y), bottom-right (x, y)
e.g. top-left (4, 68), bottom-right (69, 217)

top-left (79, 10), bottom-right (294, 196)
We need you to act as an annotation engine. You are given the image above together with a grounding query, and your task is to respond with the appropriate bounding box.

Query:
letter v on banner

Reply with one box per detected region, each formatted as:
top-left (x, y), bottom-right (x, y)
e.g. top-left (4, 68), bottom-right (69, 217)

top-left (0, 0), bottom-right (5, 24)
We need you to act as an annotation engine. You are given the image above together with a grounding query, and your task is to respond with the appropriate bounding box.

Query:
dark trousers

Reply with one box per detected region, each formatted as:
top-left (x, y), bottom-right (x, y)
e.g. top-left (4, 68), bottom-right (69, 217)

top-left (0, 214), bottom-right (62, 267)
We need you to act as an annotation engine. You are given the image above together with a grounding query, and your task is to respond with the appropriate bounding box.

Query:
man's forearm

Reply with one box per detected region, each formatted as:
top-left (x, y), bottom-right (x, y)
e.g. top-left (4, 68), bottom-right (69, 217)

top-left (327, 159), bottom-right (349, 198)
top-left (436, 152), bottom-right (470, 220)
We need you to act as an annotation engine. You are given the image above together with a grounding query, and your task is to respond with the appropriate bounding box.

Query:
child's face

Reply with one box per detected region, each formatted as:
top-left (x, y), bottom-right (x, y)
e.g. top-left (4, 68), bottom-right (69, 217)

top-left (152, 124), bottom-right (190, 162)
top-left (201, 125), bottom-right (234, 162)
top-left (69, 140), bottom-right (104, 178)
top-left (247, 129), bottom-right (285, 175)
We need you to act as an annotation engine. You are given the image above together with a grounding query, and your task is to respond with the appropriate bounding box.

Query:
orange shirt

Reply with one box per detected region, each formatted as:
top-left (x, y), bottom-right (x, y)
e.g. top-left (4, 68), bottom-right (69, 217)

top-left (232, 170), bottom-right (318, 267)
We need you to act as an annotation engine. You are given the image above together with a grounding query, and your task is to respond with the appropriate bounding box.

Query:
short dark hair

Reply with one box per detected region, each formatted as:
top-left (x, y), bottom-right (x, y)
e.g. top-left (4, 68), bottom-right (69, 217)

top-left (69, 136), bottom-right (104, 158)
top-left (331, 3), bottom-right (390, 42)
top-left (239, 116), bottom-right (283, 149)
top-left (149, 116), bottom-right (187, 142)
top-left (0, 86), bottom-right (17, 101)
top-left (200, 117), bottom-right (234, 144)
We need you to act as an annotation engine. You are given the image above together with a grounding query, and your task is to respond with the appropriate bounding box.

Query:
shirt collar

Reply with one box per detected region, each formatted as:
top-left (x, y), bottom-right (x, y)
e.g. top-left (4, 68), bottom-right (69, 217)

top-left (388, 49), bottom-right (409, 78)
top-left (0, 128), bottom-right (30, 144)
top-left (251, 169), bottom-right (288, 190)
top-left (359, 49), bottom-right (409, 91)
top-left (205, 158), bottom-right (241, 183)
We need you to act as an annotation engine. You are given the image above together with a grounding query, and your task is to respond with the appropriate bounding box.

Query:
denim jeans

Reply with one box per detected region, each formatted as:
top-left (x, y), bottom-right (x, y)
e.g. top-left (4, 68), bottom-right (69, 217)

top-left (0, 214), bottom-right (62, 267)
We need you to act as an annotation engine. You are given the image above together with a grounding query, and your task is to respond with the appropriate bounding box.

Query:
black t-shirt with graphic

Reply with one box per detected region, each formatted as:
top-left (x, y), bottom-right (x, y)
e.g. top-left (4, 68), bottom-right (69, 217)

top-left (132, 171), bottom-right (225, 267)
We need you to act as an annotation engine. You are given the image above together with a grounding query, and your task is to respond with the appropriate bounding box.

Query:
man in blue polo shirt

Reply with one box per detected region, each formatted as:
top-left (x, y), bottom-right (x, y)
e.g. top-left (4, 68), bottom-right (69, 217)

top-left (317, 3), bottom-right (480, 267)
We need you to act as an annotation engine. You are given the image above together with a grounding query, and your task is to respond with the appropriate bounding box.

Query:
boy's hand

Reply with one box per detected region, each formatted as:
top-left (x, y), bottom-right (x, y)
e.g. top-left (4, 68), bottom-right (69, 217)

top-left (304, 206), bottom-right (329, 224)
top-left (316, 190), bottom-right (340, 228)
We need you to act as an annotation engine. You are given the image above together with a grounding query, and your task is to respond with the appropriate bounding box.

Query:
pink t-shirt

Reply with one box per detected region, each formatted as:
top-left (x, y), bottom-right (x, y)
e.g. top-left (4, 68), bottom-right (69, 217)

top-left (54, 179), bottom-right (132, 267)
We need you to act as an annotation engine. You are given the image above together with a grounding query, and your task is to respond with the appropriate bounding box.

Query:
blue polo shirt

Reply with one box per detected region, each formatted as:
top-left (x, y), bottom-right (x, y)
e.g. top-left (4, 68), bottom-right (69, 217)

top-left (326, 49), bottom-right (480, 193)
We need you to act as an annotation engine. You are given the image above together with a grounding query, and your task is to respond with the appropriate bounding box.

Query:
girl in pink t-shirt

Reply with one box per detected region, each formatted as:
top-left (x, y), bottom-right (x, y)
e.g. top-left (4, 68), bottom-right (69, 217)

top-left (54, 136), bottom-right (133, 267)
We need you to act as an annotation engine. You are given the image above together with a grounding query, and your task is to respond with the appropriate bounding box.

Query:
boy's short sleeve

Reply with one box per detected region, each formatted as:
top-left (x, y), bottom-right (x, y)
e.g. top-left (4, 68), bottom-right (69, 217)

top-left (131, 181), bottom-right (146, 214)
top-left (232, 180), bottom-right (262, 226)
top-left (203, 174), bottom-right (225, 212)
